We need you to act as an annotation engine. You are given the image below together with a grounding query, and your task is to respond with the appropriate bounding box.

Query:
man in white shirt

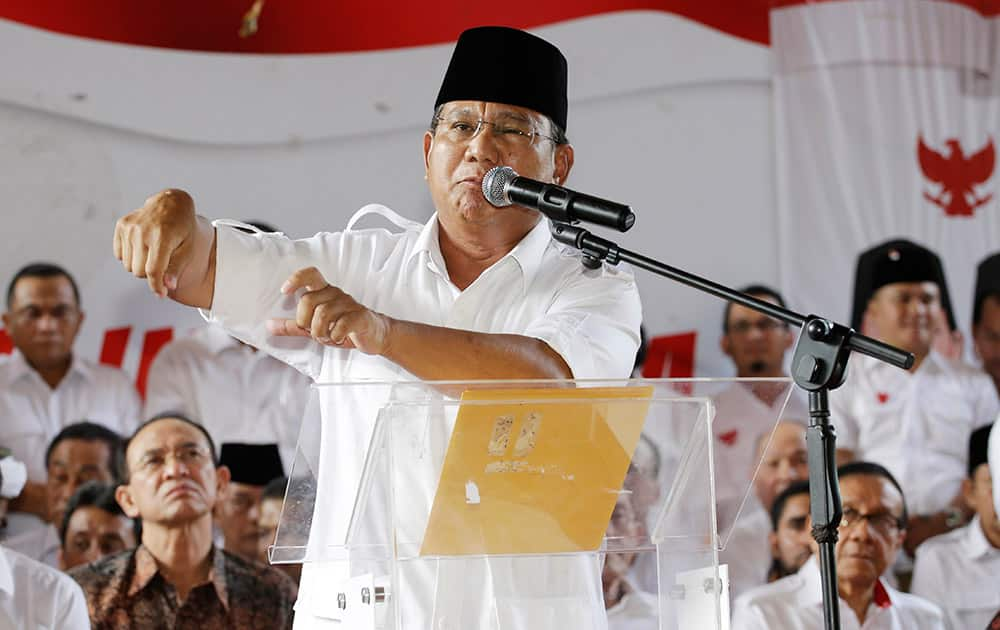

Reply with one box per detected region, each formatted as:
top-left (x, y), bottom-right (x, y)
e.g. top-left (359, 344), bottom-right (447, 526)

top-left (144, 323), bottom-right (310, 469)
top-left (4, 421), bottom-right (125, 567)
top-left (833, 239), bottom-right (999, 554)
top-left (912, 424), bottom-right (1000, 630)
top-left (732, 461), bottom-right (945, 630)
top-left (1, 263), bottom-right (140, 534)
top-left (722, 421), bottom-right (810, 598)
top-left (766, 479), bottom-right (812, 583)
top-left (110, 26), bottom-right (640, 630)
top-left (713, 285), bottom-right (808, 524)
top-left (972, 253), bottom-right (1000, 395)
top-left (0, 466), bottom-right (89, 629)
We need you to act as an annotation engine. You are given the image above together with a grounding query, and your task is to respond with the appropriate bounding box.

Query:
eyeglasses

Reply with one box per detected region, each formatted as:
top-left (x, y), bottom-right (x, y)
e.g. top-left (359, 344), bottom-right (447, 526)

top-left (838, 507), bottom-right (903, 537)
top-left (432, 114), bottom-right (557, 148)
top-left (727, 319), bottom-right (788, 335)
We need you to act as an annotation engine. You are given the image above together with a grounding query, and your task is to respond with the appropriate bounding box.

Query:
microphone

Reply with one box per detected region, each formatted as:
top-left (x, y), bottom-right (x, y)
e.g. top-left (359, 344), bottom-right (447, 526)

top-left (481, 166), bottom-right (635, 232)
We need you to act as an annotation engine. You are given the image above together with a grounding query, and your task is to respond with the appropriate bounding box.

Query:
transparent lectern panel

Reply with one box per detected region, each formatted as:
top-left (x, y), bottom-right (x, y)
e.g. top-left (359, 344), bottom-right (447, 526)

top-left (269, 379), bottom-right (790, 630)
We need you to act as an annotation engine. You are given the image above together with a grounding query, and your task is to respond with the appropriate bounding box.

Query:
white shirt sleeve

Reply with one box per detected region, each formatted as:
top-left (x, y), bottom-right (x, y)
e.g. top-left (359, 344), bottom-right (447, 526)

top-left (142, 343), bottom-right (195, 421)
top-left (970, 372), bottom-right (1000, 429)
top-left (54, 576), bottom-right (90, 630)
top-left (828, 385), bottom-right (859, 453)
top-left (521, 267), bottom-right (641, 379)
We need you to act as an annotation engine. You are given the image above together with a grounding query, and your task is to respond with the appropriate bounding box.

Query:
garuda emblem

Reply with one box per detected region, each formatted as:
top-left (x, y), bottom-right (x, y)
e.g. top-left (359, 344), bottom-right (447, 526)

top-left (918, 136), bottom-right (995, 217)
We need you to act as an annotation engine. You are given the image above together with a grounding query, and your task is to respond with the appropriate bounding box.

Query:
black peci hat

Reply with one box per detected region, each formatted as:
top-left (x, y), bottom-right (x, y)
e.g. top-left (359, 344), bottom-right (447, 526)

top-left (850, 238), bottom-right (956, 331)
top-left (219, 443), bottom-right (284, 487)
top-left (434, 26), bottom-right (568, 132)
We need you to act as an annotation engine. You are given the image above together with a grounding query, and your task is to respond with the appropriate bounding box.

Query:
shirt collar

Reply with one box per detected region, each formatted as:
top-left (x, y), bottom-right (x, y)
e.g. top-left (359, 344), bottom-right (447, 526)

top-left (799, 555), bottom-right (894, 609)
top-left (129, 545), bottom-right (230, 610)
top-left (198, 325), bottom-right (241, 356)
top-left (0, 548), bottom-right (14, 596)
top-left (5, 350), bottom-right (92, 385)
top-left (408, 214), bottom-right (552, 294)
top-left (963, 516), bottom-right (999, 560)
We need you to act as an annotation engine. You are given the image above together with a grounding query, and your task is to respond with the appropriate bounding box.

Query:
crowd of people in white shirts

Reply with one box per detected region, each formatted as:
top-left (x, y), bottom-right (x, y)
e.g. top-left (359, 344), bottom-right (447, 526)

top-left (1, 238), bottom-right (999, 630)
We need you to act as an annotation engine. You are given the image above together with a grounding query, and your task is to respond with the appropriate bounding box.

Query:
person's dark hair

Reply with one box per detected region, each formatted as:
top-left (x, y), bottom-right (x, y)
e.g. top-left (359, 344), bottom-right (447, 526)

top-left (722, 284), bottom-right (787, 332)
top-left (429, 104), bottom-right (570, 145)
top-left (44, 422), bottom-right (125, 483)
top-left (770, 479), bottom-right (810, 531)
top-left (836, 461), bottom-right (909, 525)
top-left (262, 476), bottom-right (288, 502)
top-left (6, 262), bottom-right (81, 309)
top-left (123, 412), bottom-right (218, 482)
top-left (968, 423), bottom-right (993, 478)
top-left (973, 291), bottom-right (1000, 327)
top-left (59, 481), bottom-right (141, 547)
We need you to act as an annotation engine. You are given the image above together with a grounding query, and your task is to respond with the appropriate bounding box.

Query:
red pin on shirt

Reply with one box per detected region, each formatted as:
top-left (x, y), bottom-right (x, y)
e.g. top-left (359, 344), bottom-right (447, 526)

top-left (876, 392), bottom-right (890, 404)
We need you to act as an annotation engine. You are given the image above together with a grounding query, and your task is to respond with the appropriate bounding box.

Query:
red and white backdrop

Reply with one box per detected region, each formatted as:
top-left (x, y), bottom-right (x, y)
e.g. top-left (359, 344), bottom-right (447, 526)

top-left (0, 0), bottom-right (996, 395)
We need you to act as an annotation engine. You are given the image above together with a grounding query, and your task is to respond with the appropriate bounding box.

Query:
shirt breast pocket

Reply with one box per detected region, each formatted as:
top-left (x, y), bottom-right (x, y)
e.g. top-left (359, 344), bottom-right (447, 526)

top-left (923, 392), bottom-right (974, 461)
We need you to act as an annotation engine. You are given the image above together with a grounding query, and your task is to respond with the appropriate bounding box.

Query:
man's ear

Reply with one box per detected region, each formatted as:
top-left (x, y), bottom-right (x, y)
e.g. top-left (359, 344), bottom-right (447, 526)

top-left (423, 132), bottom-right (434, 175)
top-left (215, 465), bottom-right (231, 502)
top-left (1, 312), bottom-right (10, 330)
top-left (768, 531), bottom-right (780, 558)
top-left (57, 547), bottom-right (66, 571)
top-left (720, 334), bottom-right (733, 358)
top-left (116, 484), bottom-right (140, 519)
top-left (553, 143), bottom-right (574, 185)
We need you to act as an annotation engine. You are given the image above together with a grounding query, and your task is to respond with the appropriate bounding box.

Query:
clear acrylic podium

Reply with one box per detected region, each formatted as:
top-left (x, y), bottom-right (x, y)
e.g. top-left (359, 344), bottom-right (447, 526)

top-left (268, 378), bottom-right (794, 630)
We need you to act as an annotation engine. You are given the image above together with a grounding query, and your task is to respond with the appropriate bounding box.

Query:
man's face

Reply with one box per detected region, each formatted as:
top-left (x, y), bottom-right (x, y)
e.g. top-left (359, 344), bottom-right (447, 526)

top-left (973, 295), bottom-right (1000, 388)
top-left (965, 464), bottom-right (999, 544)
top-left (118, 418), bottom-right (228, 526)
top-left (423, 101), bottom-right (573, 241)
top-left (865, 282), bottom-right (941, 356)
top-left (59, 506), bottom-right (136, 570)
top-left (2, 276), bottom-right (83, 370)
top-left (46, 439), bottom-right (114, 524)
top-left (834, 474), bottom-right (905, 589)
top-left (257, 496), bottom-right (282, 563)
top-left (721, 296), bottom-right (793, 377)
top-left (769, 492), bottom-right (812, 576)
top-left (754, 422), bottom-right (809, 510)
top-left (214, 481), bottom-right (264, 561)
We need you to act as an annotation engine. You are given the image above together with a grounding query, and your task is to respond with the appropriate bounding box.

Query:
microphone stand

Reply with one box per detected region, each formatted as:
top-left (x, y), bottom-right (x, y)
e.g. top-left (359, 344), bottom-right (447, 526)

top-left (550, 222), bottom-right (913, 630)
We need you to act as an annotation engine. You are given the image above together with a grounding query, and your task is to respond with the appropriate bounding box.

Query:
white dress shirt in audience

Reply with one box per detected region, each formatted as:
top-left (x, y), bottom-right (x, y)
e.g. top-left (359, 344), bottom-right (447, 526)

top-left (731, 556), bottom-right (945, 630)
top-left (711, 383), bottom-right (807, 523)
top-left (830, 352), bottom-right (998, 515)
top-left (0, 350), bottom-right (140, 481)
top-left (721, 499), bottom-right (772, 600)
top-left (991, 420), bottom-right (1000, 514)
top-left (0, 544), bottom-right (89, 629)
top-left (144, 324), bottom-right (311, 468)
top-left (911, 516), bottom-right (1000, 630)
top-left (2, 524), bottom-right (60, 569)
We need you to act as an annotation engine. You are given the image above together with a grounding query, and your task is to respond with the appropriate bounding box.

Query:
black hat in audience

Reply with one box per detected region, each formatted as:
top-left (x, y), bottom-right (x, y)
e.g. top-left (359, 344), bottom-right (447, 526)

top-left (969, 424), bottom-right (994, 477)
top-left (850, 238), bottom-right (956, 331)
top-left (219, 443), bottom-right (284, 486)
top-left (973, 252), bottom-right (1000, 326)
top-left (434, 26), bottom-right (569, 132)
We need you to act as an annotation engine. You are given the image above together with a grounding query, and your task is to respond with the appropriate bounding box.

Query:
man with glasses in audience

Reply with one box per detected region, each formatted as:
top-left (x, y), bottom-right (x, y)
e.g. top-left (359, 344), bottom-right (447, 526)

top-left (0, 263), bottom-right (139, 536)
top-left (733, 461), bottom-right (945, 629)
top-left (110, 25), bottom-right (640, 629)
top-left (70, 413), bottom-right (297, 628)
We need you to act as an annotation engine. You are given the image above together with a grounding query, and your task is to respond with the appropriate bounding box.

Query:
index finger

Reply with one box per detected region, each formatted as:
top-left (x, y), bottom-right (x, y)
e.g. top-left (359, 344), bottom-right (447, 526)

top-left (281, 267), bottom-right (329, 295)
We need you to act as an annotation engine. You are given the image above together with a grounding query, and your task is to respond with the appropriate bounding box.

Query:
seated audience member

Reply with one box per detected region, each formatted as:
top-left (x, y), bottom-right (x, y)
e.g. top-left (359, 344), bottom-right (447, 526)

top-left (912, 424), bottom-right (1000, 630)
top-left (59, 481), bottom-right (140, 571)
top-left (1, 263), bottom-right (140, 534)
top-left (0, 466), bottom-right (90, 629)
top-left (722, 421), bottom-right (809, 598)
top-left (4, 421), bottom-right (124, 567)
top-left (732, 462), bottom-right (945, 630)
top-left (973, 253), bottom-right (1000, 395)
top-left (215, 442), bottom-right (284, 562)
top-left (257, 475), bottom-right (301, 582)
top-left (767, 479), bottom-right (812, 582)
top-left (835, 239), bottom-right (999, 553)
top-left (604, 491), bottom-right (657, 630)
top-left (713, 285), bottom-right (807, 523)
top-left (70, 413), bottom-right (297, 628)
top-left (144, 249), bottom-right (311, 467)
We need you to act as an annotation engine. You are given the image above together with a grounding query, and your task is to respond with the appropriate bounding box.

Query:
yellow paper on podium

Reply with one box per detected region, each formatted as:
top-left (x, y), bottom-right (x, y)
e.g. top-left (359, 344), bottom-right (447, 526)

top-left (420, 386), bottom-right (654, 556)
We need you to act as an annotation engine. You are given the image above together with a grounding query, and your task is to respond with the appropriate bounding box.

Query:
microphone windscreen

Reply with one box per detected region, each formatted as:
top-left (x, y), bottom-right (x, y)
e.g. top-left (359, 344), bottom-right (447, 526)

top-left (482, 166), bottom-right (517, 207)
